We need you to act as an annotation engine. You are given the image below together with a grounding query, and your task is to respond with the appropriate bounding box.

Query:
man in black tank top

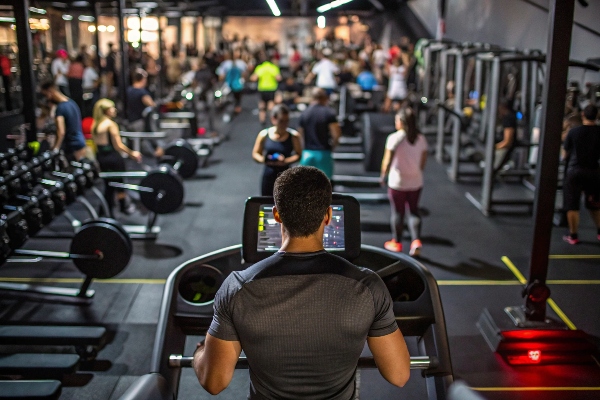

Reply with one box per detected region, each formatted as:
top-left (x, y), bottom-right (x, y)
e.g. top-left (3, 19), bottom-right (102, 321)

top-left (193, 166), bottom-right (410, 399)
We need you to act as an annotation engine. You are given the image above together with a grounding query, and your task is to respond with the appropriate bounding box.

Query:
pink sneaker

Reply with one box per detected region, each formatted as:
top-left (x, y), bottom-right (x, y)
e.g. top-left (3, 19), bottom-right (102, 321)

top-left (562, 235), bottom-right (580, 245)
top-left (409, 239), bottom-right (422, 257)
top-left (384, 239), bottom-right (402, 252)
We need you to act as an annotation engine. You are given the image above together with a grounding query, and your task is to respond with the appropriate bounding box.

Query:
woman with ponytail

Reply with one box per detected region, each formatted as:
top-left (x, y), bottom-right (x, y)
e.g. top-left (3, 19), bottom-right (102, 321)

top-left (380, 107), bottom-right (428, 256)
top-left (91, 99), bottom-right (142, 216)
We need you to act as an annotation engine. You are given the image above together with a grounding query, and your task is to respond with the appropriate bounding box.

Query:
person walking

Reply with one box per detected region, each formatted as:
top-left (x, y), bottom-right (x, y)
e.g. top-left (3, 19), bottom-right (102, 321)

top-left (562, 104), bottom-right (600, 244)
top-left (380, 107), bottom-right (428, 256)
top-left (297, 88), bottom-right (341, 179)
top-left (252, 104), bottom-right (303, 196)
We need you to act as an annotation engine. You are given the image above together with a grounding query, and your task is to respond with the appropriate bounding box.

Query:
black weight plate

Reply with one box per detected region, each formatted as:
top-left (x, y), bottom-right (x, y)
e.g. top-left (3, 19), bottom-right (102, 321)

top-left (163, 139), bottom-right (198, 179)
top-left (71, 221), bottom-right (132, 279)
top-left (139, 165), bottom-right (184, 214)
top-left (82, 217), bottom-right (132, 255)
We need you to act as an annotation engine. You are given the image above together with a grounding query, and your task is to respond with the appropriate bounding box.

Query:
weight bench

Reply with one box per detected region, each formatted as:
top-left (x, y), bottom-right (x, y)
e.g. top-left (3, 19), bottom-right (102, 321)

top-left (0, 353), bottom-right (79, 379)
top-left (120, 131), bottom-right (168, 153)
top-left (0, 325), bottom-right (107, 358)
top-left (0, 380), bottom-right (61, 400)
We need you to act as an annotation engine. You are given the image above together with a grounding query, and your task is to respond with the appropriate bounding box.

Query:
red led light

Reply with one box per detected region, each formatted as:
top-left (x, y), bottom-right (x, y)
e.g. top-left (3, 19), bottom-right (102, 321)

top-left (528, 350), bottom-right (541, 362)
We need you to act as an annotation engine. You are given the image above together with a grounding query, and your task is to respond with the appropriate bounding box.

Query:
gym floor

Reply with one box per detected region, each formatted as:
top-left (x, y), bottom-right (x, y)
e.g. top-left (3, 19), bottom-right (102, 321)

top-left (1, 96), bottom-right (599, 399)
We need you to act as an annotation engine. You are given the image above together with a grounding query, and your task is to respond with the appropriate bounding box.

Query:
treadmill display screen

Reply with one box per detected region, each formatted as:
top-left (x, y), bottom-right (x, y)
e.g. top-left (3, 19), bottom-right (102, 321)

top-left (257, 205), bottom-right (345, 252)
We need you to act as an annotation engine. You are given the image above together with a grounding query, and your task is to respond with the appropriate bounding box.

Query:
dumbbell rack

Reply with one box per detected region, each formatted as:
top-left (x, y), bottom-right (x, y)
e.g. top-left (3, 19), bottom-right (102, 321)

top-left (0, 146), bottom-right (132, 303)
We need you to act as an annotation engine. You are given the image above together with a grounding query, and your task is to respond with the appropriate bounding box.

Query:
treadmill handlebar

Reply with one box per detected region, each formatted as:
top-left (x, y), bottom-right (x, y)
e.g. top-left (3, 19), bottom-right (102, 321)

top-left (168, 355), bottom-right (434, 370)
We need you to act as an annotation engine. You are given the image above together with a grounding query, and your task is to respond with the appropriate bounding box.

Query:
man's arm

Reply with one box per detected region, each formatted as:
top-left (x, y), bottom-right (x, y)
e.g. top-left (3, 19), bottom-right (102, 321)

top-left (193, 333), bottom-right (242, 395)
top-left (141, 94), bottom-right (155, 108)
top-left (53, 115), bottom-right (66, 150)
top-left (495, 127), bottom-right (515, 150)
top-left (367, 329), bottom-right (410, 387)
top-left (328, 122), bottom-right (341, 149)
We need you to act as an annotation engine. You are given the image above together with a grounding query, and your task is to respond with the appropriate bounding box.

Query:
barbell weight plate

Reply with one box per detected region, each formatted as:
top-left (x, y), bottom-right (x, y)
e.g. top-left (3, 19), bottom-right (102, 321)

top-left (139, 165), bottom-right (184, 214)
top-left (163, 139), bottom-right (199, 179)
top-left (81, 217), bottom-right (133, 256)
top-left (70, 221), bottom-right (132, 279)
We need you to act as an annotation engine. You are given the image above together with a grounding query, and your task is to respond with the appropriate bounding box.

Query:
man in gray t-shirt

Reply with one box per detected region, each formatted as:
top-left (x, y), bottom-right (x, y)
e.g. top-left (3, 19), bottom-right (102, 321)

top-left (193, 166), bottom-right (410, 399)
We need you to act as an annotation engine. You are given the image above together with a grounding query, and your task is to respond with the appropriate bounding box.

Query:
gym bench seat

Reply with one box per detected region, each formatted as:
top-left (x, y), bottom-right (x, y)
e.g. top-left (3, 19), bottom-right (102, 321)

top-left (0, 353), bottom-right (80, 379)
top-left (0, 325), bottom-right (107, 348)
top-left (0, 380), bottom-right (61, 400)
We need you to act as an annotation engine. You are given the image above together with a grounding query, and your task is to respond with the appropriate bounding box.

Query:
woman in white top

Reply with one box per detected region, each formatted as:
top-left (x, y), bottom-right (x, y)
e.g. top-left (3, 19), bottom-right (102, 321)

top-left (380, 107), bottom-right (428, 256)
top-left (384, 56), bottom-right (408, 112)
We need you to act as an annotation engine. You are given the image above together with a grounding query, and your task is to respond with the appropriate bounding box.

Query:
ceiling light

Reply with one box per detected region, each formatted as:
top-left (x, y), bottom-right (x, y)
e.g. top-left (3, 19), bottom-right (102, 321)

top-left (98, 25), bottom-right (107, 32)
top-left (78, 15), bottom-right (95, 22)
top-left (0, 17), bottom-right (16, 23)
top-left (62, 15), bottom-right (73, 21)
top-left (107, 25), bottom-right (115, 32)
top-left (317, 0), bottom-right (353, 13)
top-left (265, 0), bottom-right (281, 16)
top-left (29, 7), bottom-right (47, 14)
top-left (72, 1), bottom-right (90, 6)
top-left (88, 25), bottom-right (96, 32)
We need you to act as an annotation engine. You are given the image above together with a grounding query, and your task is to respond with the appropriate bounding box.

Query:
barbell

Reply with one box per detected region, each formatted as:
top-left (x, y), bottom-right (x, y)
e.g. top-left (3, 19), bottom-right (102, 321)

top-left (168, 355), bottom-right (435, 370)
top-left (2, 217), bottom-right (132, 280)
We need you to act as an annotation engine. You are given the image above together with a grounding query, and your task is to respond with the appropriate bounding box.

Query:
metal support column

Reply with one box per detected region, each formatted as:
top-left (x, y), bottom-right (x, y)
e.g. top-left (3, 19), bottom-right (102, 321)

top-left (525, 0), bottom-right (575, 321)
top-left (117, 0), bottom-right (129, 120)
top-left (449, 51), bottom-right (464, 182)
top-left (474, 58), bottom-right (483, 110)
top-left (93, 0), bottom-right (101, 65)
top-left (435, 50), bottom-right (447, 163)
top-left (479, 56), bottom-right (500, 216)
top-left (157, 14), bottom-right (164, 98)
top-left (13, 0), bottom-right (37, 143)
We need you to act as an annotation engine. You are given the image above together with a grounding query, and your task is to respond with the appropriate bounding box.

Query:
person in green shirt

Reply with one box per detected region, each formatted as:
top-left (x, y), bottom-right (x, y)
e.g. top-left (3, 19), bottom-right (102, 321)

top-left (251, 53), bottom-right (282, 124)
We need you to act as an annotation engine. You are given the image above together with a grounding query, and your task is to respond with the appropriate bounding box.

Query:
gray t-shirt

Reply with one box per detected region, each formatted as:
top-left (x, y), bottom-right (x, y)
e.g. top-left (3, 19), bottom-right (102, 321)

top-left (208, 250), bottom-right (398, 400)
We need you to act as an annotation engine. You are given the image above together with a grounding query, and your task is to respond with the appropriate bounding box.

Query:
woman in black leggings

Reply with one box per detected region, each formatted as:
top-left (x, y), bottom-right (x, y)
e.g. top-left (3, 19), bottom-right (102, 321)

top-left (91, 99), bottom-right (142, 216)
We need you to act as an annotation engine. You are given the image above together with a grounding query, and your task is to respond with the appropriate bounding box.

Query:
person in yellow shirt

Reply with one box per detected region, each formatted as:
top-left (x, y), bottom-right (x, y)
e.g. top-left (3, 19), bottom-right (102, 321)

top-left (251, 53), bottom-right (282, 125)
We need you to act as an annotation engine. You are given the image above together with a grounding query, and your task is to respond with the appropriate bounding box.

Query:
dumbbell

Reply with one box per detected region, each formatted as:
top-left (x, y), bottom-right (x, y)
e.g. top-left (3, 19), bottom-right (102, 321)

top-left (3, 202), bottom-right (43, 237)
top-left (1, 209), bottom-right (29, 249)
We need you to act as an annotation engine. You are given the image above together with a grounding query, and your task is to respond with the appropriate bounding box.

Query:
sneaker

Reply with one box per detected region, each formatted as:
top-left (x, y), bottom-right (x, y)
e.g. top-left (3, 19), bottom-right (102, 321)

top-left (562, 235), bottom-right (580, 245)
top-left (384, 239), bottom-right (402, 252)
top-left (409, 239), bottom-right (422, 257)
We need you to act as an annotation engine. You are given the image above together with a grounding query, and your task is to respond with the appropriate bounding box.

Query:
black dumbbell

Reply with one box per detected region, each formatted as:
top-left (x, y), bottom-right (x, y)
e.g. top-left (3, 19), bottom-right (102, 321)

top-left (31, 185), bottom-right (67, 216)
top-left (12, 192), bottom-right (56, 226)
top-left (1, 209), bottom-right (29, 249)
top-left (3, 202), bottom-right (43, 237)
top-left (38, 175), bottom-right (79, 205)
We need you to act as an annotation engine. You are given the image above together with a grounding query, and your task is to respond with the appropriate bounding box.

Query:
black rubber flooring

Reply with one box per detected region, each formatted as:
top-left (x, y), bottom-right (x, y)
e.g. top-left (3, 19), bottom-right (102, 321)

top-left (1, 96), bottom-right (599, 399)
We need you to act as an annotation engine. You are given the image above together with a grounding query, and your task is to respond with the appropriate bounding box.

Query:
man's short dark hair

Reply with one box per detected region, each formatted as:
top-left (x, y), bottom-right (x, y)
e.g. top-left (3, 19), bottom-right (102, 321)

top-left (40, 80), bottom-right (56, 91)
top-left (132, 68), bottom-right (148, 83)
top-left (583, 104), bottom-right (598, 121)
top-left (273, 166), bottom-right (332, 238)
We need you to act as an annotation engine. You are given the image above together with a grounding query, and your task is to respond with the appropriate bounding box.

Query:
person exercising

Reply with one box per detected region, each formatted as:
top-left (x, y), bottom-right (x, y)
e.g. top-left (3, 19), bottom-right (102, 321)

top-left (193, 166), bottom-right (410, 398)
top-left (251, 104), bottom-right (303, 196)
top-left (91, 98), bottom-right (142, 216)
top-left (40, 80), bottom-right (87, 161)
top-left (562, 104), bottom-right (600, 244)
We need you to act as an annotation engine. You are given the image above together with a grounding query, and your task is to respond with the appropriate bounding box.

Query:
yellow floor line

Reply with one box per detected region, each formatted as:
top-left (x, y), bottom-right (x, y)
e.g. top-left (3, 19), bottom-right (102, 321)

top-left (500, 256), bottom-right (527, 284)
top-left (547, 298), bottom-right (577, 330)
top-left (472, 387), bottom-right (600, 391)
top-left (437, 280), bottom-right (522, 285)
top-left (549, 255), bottom-right (600, 259)
top-left (0, 277), bottom-right (166, 284)
top-left (501, 256), bottom-right (577, 330)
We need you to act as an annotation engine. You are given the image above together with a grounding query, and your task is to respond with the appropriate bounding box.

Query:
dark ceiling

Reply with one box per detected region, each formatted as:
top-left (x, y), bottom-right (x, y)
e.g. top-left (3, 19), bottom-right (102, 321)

top-left (40, 0), bottom-right (405, 17)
